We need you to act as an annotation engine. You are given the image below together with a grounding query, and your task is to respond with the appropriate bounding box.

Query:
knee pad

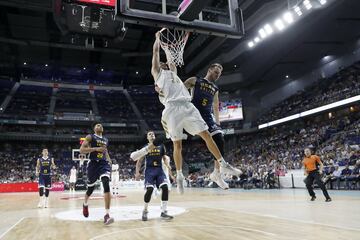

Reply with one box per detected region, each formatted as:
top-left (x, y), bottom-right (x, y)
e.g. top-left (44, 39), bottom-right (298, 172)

top-left (45, 189), bottom-right (50, 197)
top-left (101, 176), bottom-right (110, 193)
top-left (160, 184), bottom-right (169, 201)
top-left (212, 133), bottom-right (225, 156)
top-left (86, 186), bottom-right (95, 196)
top-left (144, 187), bottom-right (153, 203)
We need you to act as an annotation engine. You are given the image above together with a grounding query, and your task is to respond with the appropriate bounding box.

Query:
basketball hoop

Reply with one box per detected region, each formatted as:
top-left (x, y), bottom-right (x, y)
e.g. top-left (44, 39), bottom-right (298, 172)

top-left (159, 28), bottom-right (189, 67)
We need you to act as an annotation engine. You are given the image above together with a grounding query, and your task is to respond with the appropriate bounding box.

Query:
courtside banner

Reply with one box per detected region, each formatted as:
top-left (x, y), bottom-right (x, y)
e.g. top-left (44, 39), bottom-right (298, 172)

top-left (52, 182), bottom-right (65, 191)
top-left (0, 182), bottom-right (65, 192)
top-left (0, 182), bottom-right (38, 193)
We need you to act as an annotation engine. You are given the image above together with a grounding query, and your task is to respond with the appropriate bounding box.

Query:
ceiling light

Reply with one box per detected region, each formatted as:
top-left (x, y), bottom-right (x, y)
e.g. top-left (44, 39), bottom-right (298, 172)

top-left (248, 41), bottom-right (255, 48)
top-left (303, 0), bottom-right (312, 10)
top-left (319, 0), bottom-right (327, 5)
top-left (274, 19), bottom-right (285, 31)
top-left (254, 37), bottom-right (260, 43)
top-left (294, 6), bottom-right (303, 16)
top-left (283, 12), bottom-right (294, 24)
top-left (264, 24), bottom-right (273, 35)
top-left (259, 28), bottom-right (267, 39)
top-left (45, 64), bottom-right (48, 67)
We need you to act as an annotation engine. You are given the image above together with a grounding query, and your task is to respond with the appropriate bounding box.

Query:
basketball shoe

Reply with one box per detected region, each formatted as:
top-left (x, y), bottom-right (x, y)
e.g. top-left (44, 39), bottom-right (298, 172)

top-left (83, 204), bottom-right (89, 217)
top-left (104, 214), bottom-right (114, 225)
top-left (220, 160), bottom-right (242, 176)
top-left (210, 171), bottom-right (229, 190)
top-left (176, 173), bottom-right (185, 195)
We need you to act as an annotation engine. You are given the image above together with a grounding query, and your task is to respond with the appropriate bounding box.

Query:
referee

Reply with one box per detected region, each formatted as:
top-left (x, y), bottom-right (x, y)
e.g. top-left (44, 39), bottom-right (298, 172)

top-left (302, 148), bottom-right (332, 202)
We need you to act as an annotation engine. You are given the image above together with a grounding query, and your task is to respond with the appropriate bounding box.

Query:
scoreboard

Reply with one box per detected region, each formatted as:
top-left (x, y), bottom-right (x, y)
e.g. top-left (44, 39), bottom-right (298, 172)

top-left (76, 0), bottom-right (116, 7)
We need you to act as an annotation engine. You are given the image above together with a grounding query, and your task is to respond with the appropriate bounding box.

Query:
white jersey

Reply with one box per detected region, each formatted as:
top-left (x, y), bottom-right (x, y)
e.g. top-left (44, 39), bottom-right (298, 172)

top-left (155, 69), bottom-right (191, 105)
top-left (69, 169), bottom-right (77, 183)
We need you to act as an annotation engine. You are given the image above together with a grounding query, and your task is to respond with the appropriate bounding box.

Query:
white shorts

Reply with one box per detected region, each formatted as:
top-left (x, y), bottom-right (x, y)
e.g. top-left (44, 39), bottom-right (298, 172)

top-left (161, 101), bottom-right (208, 141)
top-left (69, 176), bottom-right (76, 183)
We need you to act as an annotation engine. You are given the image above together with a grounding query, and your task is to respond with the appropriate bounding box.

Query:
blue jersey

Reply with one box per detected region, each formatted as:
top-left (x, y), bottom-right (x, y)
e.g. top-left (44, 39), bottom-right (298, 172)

top-left (145, 144), bottom-right (166, 168)
top-left (191, 77), bottom-right (219, 119)
top-left (39, 157), bottom-right (51, 175)
top-left (89, 134), bottom-right (109, 162)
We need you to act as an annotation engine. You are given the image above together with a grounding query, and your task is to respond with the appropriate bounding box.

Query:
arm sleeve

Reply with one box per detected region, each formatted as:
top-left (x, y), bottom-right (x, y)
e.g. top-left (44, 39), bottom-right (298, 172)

top-left (130, 146), bottom-right (149, 161)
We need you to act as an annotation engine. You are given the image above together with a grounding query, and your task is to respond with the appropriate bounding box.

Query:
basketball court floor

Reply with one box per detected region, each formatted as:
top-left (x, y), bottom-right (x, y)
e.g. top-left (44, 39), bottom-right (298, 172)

top-left (0, 188), bottom-right (359, 240)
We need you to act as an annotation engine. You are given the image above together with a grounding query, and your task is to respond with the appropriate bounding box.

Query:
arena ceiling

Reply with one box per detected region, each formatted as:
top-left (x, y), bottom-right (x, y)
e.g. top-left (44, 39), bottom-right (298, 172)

top-left (0, 0), bottom-right (359, 97)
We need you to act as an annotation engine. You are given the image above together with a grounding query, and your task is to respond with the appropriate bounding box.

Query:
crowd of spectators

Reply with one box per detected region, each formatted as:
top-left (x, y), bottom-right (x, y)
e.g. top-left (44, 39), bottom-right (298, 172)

top-left (258, 61), bottom-right (360, 124)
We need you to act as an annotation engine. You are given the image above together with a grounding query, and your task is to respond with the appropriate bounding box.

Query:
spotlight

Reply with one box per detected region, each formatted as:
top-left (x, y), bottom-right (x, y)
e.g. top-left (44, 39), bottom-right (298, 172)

top-left (101, 68), bottom-right (104, 72)
top-left (319, 0), bottom-right (327, 5)
top-left (45, 64), bottom-right (48, 67)
top-left (248, 41), bottom-right (255, 48)
top-left (303, 0), bottom-right (312, 10)
top-left (83, 67), bottom-right (86, 70)
top-left (294, 6), bottom-right (303, 16)
top-left (254, 37), bottom-right (260, 43)
top-left (283, 12), bottom-right (294, 24)
top-left (136, 71), bottom-right (139, 75)
top-left (274, 19), bottom-right (285, 31)
top-left (264, 24), bottom-right (273, 35)
top-left (286, 75), bottom-right (289, 78)
top-left (259, 28), bottom-right (267, 39)
top-left (23, 62), bottom-right (27, 65)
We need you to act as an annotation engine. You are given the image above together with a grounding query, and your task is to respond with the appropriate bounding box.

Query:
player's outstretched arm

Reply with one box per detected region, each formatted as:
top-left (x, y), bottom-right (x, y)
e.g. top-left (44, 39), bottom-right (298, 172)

top-left (213, 91), bottom-right (220, 125)
top-left (184, 77), bottom-right (196, 89)
top-left (135, 156), bottom-right (145, 180)
top-left (105, 151), bottom-right (112, 165)
top-left (51, 157), bottom-right (56, 169)
top-left (36, 158), bottom-right (40, 176)
top-left (151, 31), bottom-right (161, 81)
top-left (130, 143), bottom-right (155, 161)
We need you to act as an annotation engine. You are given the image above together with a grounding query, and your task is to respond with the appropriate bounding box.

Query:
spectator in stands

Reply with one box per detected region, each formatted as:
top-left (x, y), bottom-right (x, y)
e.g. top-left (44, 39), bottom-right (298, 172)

top-left (348, 160), bottom-right (360, 190)
top-left (330, 165), bottom-right (342, 190)
top-left (341, 165), bottom-right (353, 190)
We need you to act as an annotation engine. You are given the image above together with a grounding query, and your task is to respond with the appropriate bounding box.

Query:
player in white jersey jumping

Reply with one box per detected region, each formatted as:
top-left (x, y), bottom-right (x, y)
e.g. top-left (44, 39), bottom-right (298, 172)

top-left (151, 31), bottom-right (240, 194)
top-left (69, 166), bottom-right (77, 193)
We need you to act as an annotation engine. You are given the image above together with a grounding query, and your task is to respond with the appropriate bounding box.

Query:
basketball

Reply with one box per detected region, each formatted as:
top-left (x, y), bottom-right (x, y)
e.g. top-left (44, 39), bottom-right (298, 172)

top-left (0, 0), bottom-right (359, 239)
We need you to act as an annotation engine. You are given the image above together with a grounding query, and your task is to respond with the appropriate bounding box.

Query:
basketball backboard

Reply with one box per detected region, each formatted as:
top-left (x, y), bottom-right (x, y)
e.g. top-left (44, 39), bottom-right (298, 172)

top-left (72, 149), bottom-right (90, 166)
top-left (116, 0), bottom-right (244, 39)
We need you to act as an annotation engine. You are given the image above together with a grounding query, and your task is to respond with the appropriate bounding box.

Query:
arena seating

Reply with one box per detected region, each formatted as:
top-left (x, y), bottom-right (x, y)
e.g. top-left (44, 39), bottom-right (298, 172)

top-left (258, 61), bottom-right (360, 124)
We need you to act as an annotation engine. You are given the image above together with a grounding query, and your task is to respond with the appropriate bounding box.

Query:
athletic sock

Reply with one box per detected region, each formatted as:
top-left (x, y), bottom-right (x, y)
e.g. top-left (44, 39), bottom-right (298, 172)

top-left (161, 201), bottom-right (168, 213)
top-left (176, 170), bottom-right (183, 176)
top-left (144, 203), bottom-right (149, 211)
top-left (83, 202), bottom-right (88, 206)
top-left (217, 157), bottom-right (224, 163)
top-left (106, 209), bottom-right (110, 215)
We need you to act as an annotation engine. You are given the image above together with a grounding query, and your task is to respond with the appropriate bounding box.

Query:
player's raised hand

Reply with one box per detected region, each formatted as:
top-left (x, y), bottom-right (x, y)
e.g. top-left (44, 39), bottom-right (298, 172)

top-left (155, 31), bottom-right (161, 40)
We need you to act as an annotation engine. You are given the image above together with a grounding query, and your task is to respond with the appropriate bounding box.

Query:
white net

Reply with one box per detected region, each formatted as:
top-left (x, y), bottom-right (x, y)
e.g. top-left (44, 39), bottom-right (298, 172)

top-left (159, 28), bottom-right (189, 67)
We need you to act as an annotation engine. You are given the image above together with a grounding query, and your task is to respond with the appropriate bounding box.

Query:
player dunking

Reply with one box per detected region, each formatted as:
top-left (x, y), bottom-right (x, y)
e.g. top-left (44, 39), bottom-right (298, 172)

top-left (151, 31), bottom-right (240, 194)
top-left (131, 131), bottom-right (173, 221)
top-left (80, 123), bottom-right (114, 225)
top-left (36, 148), bottom-right (56, 208)
top-left (69, 166), bottom-right (77, 193)
top-left (184, 63), bottom-right (241, 189)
